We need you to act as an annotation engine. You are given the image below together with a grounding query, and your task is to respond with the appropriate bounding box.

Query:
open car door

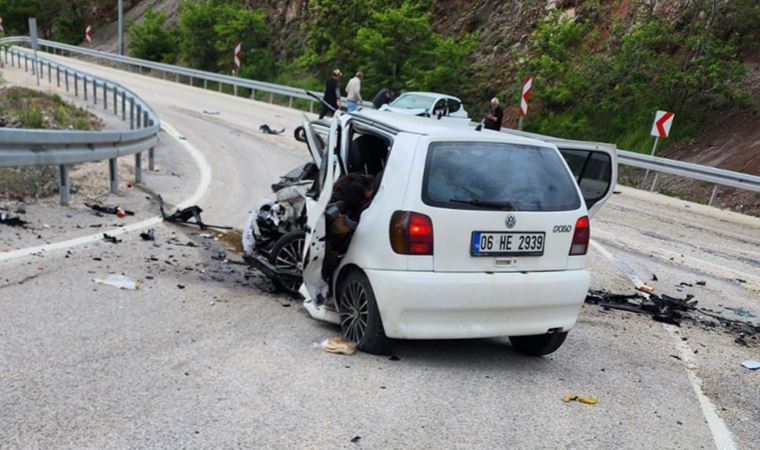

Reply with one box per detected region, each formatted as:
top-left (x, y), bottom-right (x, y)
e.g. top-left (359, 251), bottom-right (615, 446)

top-left (302, 113), bottom-right (325, 168)
top-left (555, 142), bottom-right (617, 217)
top-left (299, 117), bottom-right (341, 309)
top-left (501, 129), bottom-right (617, 217)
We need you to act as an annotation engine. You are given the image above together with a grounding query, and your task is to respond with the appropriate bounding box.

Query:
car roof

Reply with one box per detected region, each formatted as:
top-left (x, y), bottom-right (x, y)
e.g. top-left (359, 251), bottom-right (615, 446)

top-left (347, 110), bottom-right (553, 148)
top-left (396, 92), bottom-right (461, 102)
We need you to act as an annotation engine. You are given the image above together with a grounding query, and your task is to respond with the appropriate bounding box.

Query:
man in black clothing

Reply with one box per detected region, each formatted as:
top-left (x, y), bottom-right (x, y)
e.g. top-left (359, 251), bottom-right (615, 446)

top-left (320, 69), bottom-right (342, 119)
top-left (483, 97), bottom-right (504, 131)
top-left (372, 87), bottom-right (395, 109)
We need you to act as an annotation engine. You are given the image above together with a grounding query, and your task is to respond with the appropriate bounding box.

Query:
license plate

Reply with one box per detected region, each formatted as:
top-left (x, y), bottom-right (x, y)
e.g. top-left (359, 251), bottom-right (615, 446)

top-left (471, 231), bottom-right (545, 257)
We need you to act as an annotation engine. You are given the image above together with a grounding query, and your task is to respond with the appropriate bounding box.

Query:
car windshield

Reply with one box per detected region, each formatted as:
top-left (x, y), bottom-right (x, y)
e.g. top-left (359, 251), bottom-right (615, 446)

top-left (390, 94), bottom-right (435, 110)
top-left (423, 142), bottom-right (581, 212)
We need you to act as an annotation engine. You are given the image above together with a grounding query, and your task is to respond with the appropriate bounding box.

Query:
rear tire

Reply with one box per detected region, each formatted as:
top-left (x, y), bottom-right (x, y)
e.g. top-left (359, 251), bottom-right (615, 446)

top-left (294, 126), bottom-right (306, 142)
top-left (268, 231), bottom-right (305, 297)
top-left (509, 332), bottom-right (568, 356)
top-left (337, 270), bottom-right (394, 355)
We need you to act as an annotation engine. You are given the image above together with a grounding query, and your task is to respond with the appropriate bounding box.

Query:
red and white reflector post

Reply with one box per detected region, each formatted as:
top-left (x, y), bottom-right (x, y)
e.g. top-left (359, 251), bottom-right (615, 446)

top-left (644, 110), bottom-right (675, 191)
top-left (518, 75), bottom-right (532, 130)
top-left (0, 17), bottom-right (5, 34)
top-left (233, 42), bottom-right (241, 73)
top-left (85, 25), bottom-right (93, 44)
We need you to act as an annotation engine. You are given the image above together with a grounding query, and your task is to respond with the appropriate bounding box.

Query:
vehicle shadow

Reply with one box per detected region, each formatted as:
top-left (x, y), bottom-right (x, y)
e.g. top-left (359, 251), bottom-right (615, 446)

top-left (392, 338), bottom-right (552, 370)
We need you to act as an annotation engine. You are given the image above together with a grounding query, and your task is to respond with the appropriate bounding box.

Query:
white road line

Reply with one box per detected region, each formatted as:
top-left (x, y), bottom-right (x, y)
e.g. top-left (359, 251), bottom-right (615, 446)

top-left (590, 239), bottom-right (737, 450)
top-left (0, 122), bottom-right (212, 264)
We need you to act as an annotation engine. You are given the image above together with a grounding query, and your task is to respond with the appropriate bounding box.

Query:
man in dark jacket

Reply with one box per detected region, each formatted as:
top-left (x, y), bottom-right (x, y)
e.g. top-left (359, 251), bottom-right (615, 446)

top-left (483, 97), bottom-right (504, 131)
top-left (372, 87), bottom-right (395, 109)
top-left (320, 69), bottom-right (342, 119)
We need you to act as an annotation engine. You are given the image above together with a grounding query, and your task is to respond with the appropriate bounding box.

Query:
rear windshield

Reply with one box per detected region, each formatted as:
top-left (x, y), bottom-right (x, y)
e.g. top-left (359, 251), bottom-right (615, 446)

top-left (422, 142), bottom-right (581, 212)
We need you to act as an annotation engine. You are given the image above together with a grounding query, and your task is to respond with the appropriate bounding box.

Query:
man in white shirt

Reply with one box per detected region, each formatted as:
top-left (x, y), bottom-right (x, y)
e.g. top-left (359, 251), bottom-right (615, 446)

top-left (345, 71), bottom-right (363, 112)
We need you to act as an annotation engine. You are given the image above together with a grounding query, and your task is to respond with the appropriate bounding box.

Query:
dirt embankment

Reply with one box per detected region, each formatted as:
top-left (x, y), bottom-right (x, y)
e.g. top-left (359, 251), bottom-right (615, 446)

top-left (0, 86), bottom-right (104, 201)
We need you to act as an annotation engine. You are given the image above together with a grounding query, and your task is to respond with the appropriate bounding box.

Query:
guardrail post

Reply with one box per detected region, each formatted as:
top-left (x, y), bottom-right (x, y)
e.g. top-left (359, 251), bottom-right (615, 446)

top-left (204, 79), bottom-right (208, 90)
top-left (56, 66), bottom-right (60, 87)
top-left (93, 80), bottom-right (97, 105)
top-left (47, 62), bottom-right (51, 83)
top-left (190, 76), bottom-right (193, 86)
top-left (143, 111), bottom-right (149, 130)
top-left (103, 83), bottom-right (108, 109)
top-left (83, 77), bottom-right (87, 101)
top-left (269, 92), bottom-right (273, 103)
top-left (148, 120), bottom-right (155, 171)
top-left (310, 101), bottom-right (314, 113)
top-left (122, 92), bottom-right (126, 121)
top-left (130, 98), bottom-right (135, 129)
top-left (135, 152), bottom-right (142, 183)
top-left (24, 54), bottom-right (28, 71)
top-left (113, 88), bottom-right (117, 115)
top-left (59, 165), bottom-right (71, 206)
top-left (218, 82), bottom-right (222, 93)
top-left (251, 88), bottom-right (256, 99)
top-left (649, 173), bottom-right (659, 192)
top-left (234, 84), bottom-right (238, 96)
top-left (74, 73), bottom-right (78, 96)
top-left (288, 96), bottom-right (293, 108)
top-left (109, 158), bottom-right (119, 194)
top-left (175, 73), bottom-right (179, 83)
top-left (708, 186), bottom-right (719, 206)
top-left (136, 105), bottom-right (142, 128)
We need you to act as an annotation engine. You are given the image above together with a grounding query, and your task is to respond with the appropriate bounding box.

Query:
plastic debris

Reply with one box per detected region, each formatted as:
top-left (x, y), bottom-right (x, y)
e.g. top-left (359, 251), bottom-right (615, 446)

top-left (562, 393), bottom-right (598, 405)
top-left (140, 228), bottom-right (155, 241)
top-left (93, 274), bottom-right (140, 290)
top-left (651, 273), bottom-right (658, 281)
top-left (696, 280), bottom-right (706, 286)
top-left (202, 109), bottom-right (220, 115)
top-left (85, 203), bottom-right (135, 217)
top-left (741, 360), bottom-right (760, 370)
top-left (350, 436), bottom-right (361, 444)
top-left (320, 336), bottom-right (357, 355)
top-left (103, 233), bottom-right (121, 244)
top-left (0, 210), bottom-right (28, 227)
top-left (259, 124), bottom-right (285, 135)
top-left (159, 196), bottom-right (232, 230)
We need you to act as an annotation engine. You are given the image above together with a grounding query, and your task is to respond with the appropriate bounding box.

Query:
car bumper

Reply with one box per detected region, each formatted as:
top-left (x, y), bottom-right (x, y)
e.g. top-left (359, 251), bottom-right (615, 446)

top-left (364, 269), bottom-right (590, 339)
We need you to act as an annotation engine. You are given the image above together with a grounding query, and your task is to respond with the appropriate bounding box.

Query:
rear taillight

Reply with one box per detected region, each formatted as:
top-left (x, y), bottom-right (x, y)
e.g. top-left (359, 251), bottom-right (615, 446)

top-left (569, 216), bottom-right (590, 255)
top-left (390, 211), bottom-right (434, 255)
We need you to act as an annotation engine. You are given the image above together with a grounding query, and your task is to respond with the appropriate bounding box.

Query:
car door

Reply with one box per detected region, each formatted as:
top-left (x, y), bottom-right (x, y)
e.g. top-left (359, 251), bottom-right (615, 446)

top-left (302, 113), bottom-right (324, 169)
top-left (555, 142), bottom-right (617, 217)
top-left (300, 117), bottom-right (340, 303)
top-left (500, 130), bottom-right (617, 217)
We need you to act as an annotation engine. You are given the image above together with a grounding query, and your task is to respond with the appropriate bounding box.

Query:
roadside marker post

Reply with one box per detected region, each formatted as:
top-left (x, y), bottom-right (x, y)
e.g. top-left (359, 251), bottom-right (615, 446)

top-left (644, 110), bottom-right (675, 190)
top-left (29, 18), bottom-right (40, 86)
top-left (233, 42), bottom-right (241, 96)
top-left (85, 25), bottom-right (93, 44)
top-left (518, 75), bottom-right (532, 130)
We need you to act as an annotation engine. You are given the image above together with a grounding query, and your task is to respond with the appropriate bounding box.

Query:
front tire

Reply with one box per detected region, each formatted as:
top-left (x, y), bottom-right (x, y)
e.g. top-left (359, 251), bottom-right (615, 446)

top-left (337, 270), bottom-right (394, 355)
top-left (509, 332), bottom-right (568, 356)
top-left (268, 231), bottom-right (305, 297)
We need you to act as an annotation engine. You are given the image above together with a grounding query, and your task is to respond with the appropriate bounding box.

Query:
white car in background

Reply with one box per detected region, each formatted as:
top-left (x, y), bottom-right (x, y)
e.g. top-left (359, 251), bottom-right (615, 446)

top-left (380, 92), bottom-right (469, 121)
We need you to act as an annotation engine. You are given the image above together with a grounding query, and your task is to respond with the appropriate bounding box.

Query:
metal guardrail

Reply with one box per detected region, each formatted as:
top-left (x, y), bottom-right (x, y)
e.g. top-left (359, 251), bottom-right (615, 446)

top-left (7, 36), bottom-right (759, 207)
top-left (0, 40), bottom-right (160, 205)
top-left (618, 150), bottom-right (760, 205)
top-left (9, 36), bottom-right (370, 111)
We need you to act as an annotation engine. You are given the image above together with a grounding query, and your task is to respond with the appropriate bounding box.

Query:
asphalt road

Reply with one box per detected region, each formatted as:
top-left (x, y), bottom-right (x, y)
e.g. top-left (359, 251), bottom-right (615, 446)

top-left (1, 53), bottom-right (758, 449)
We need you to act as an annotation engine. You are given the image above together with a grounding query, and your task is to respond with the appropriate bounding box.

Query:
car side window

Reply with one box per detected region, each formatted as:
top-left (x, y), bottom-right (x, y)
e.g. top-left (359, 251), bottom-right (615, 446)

top-left (433, 99), bottom-right (447, 115)
top-left (559, 148), bottom-right (612, 209)
top-left (446, 99), bottom-right (461, 113)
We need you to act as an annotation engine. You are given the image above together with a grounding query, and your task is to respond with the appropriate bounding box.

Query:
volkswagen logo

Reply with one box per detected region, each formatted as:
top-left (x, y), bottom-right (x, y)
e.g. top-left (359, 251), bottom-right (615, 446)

top-left (505, 214), bottom-right (516, 229)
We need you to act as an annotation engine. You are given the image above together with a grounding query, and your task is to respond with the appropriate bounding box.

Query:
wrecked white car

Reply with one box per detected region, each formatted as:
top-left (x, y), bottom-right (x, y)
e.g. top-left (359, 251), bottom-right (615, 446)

top-left (244, 110), bottom-right (617, 355)
top-left (380, 92), bottom-right (469, 121)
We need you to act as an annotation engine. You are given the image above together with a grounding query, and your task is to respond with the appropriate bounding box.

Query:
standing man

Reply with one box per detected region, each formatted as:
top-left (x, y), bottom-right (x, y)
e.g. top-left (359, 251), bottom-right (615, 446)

top-left (483, 97), bottom-right (504, 131)
top-left (372, 87), bottom-right (395, 109)
top-left (345, 71), bottom-right (363, 112)
top-left (320, 69), bottom-right (342, 119)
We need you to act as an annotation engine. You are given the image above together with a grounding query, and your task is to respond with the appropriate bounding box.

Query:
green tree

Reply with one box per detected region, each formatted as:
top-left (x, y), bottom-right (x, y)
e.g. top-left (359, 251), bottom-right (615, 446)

top-left (128, 9), bottom-right (177, 63)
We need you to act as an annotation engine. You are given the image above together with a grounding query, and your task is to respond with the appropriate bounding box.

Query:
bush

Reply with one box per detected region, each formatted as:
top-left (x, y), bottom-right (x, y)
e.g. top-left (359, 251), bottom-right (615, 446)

top-left (128, 9), bottom-right (177, 63)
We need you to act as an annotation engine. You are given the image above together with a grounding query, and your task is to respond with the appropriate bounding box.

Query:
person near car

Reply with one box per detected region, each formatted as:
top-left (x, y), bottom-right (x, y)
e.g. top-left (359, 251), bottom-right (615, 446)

top-left (322, 174), bottom-right (375, 283)
top-left (345, 71), bottom-right (364, 112)
top-left (372, 87), bottom-right (395, 109)
top-left (483, 97), bottom-right (504, 131)
top-left (320, 69), bottom-right (342, 119)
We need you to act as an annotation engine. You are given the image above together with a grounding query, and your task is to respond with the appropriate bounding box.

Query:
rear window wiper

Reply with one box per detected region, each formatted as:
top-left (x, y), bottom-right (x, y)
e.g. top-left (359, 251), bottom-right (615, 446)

top-left (449, 197), bottom-right (516, 211)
